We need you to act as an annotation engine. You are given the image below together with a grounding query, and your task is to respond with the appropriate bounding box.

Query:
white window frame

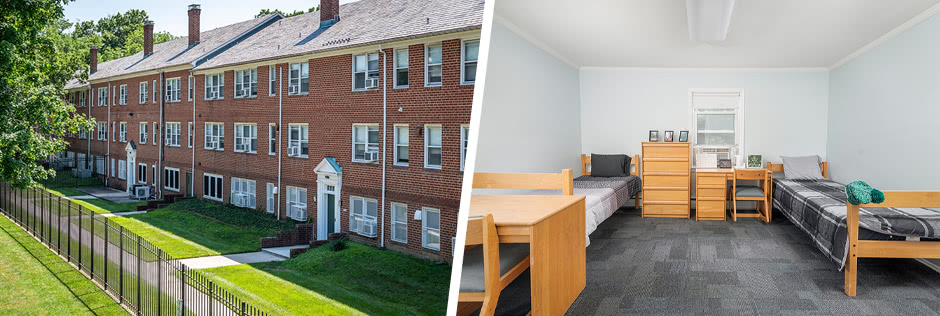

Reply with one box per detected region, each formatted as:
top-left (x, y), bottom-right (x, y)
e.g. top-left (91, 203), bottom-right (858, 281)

top-left (204, 73), bottom-right (224, 100)
top-left (288, 63), bottom-right (309, 95)
top-left (422, 207), bottom-right (441, 251)
top-left (393, 48), bottom-right (409, 88)
top-left (287, 124), bottom-right (308, 158)
top-left (352, 53), bottom-right (379, 91)
top-left (139, 82), bottom-right (148, 104)
top-left (111, 122), bottom-right (115, 142)
top-left (425, 43), bottom-right (443, 87)
top-left (188, 75), bottom-right (194, 101)
top-left (139, 123), bottom-right (148, 144)
top-left (393, 124), bottom-right (409, 166)
top-left (164, 167), bottom-right (181, 192)
top-left (204, 122), bottom-right (225, 150)
top-left (461, 39), bottom-right (479, 85)
top-left (234, 123), bottom-right (258, 153)
top-left (266, 183), bottom-right (276, 213)
top-left (391, 202), bottom-right (408, 243)
top-left (152, 122), bottom-right (157, 146)
top-left (349, 196), bottom-right (378, 237)
top-left (119, 122), bottom-right (127, 142)
top-left (234, 69), bottom-right (258, 98)
top-left (188, 122), bottom-right (194, 148)
top-left (165, 122), bottom-right (181, 147)
top-left (352, 124), bottom-right (379, 163)
top-left (230, 177), bottom-right (257, 209)
top-left (268, 123), bottom-right (277, 156)
top-left (98, 87), bottom-right (107, 106)
top-left (117, 159), bottom-right (126, 180)
top-left (690, 89), bottom-right (746, 168)
top-left (110, 158), bottom-right (115, 177)
top-left (119, 84), bottom-right (127, 105)
top-left (286, 185), bottom-right (308, 221)
top-left (424, 124), bottom-right (442, 169)
top-left (460, 125), bottom-right (469, 171)
top-left (165, 78), bottom-right (181, 102)
top-left (137, 163), bottom-right (147, 184)
top-left (152, 80), bottom-right (157, 103)
top-left (80, 91), bottom-right (86, 107)
top-left (203, 173), bottom-right (223, 201)
top-left (268, 65), bottom-right (277, 96)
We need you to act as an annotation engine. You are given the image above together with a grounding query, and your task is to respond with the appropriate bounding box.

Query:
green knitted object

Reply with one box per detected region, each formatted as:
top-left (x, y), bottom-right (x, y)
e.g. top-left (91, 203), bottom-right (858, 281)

top-left (845, 181), bottom-right (885, 205)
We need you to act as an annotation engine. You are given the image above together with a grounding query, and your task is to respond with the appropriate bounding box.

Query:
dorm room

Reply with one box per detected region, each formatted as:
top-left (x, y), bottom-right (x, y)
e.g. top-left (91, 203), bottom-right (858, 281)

top-left (459, 0), bottom-right (940, 315)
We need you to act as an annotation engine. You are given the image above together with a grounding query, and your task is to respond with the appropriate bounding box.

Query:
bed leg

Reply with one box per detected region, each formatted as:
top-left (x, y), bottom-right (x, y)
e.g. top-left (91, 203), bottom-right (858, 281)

top-left (845, 253), bottom-right (857, 297)
top-left (635, 196), bottom-right (640, 209)
top-left (845, 203), bottom-right (860, 297)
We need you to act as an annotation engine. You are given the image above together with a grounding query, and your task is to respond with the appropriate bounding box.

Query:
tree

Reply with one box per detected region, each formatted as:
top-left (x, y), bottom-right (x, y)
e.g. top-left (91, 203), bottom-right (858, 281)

top-left (0, 0), bottom-right (94, 188)
top-left (255, 6), bottom-right (319, 19)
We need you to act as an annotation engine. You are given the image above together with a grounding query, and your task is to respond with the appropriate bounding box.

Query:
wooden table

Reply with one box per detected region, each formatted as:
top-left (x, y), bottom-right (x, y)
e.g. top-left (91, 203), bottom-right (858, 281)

top-left (469, 195), bottom-right (586, 315)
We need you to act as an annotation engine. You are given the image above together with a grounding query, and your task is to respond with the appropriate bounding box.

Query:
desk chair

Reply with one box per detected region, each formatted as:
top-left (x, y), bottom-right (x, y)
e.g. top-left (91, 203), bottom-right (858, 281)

top-left (732, 169), bottom-right (772, 222)
top-left (457, 214), bottom-right (531, 316)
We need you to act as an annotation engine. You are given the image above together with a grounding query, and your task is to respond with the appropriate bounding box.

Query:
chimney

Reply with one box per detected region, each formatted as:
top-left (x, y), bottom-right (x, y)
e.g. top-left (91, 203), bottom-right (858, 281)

top-left (187, 4), bottom-right (201, 46)
top-left (90, 46), bottom-right (98, 73)
top-left (143, 21), bottom-right (154, 56)
top-left (320, 0), bottom-right (339, 24)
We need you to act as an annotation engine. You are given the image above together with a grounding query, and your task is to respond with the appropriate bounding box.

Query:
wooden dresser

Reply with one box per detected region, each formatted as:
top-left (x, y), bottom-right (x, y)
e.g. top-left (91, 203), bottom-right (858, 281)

top-left (641, 142), bottom-right (691, 218)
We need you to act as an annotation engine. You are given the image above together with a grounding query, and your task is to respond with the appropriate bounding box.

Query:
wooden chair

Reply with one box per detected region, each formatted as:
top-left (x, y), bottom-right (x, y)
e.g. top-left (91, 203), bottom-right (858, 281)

top-left (731, 169), bottom-right (771, 222)
top-left (457, 214), bottom-right (531, 316)
top-left (473, 169), bottom-right (574, 195)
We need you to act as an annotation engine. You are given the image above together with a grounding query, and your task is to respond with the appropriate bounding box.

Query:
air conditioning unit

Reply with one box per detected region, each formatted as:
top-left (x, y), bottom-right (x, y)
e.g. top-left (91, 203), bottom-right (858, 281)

top-left (288, 146), bottom-right (300, 157)
top-left (288, 85), bottom-right (298, 95)
top-left (365, 78), bottom-right (379, 89)
top-left (290, 202), bottom-right (307, 221)
top-left (362, 220), bottom-right (376, 237)
top-left (134, 186), bottom-right (151, 200)
top-left (364, 151), bottom-right (378, 162)
top-left (232, 193), bottom-right (248, 207)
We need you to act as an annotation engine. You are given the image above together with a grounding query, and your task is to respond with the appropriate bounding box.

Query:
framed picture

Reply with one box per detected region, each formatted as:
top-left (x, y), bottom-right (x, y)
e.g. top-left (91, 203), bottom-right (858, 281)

top-left (649, 130), bottom-right (659, 142)
top-left (747, 155), bottom-right (763, 168)
top-left (664, 131), bottom-right (674, 142)
top-left (678, 131), bottom-right (689, 142)
top-left (718, 159), bottom-right (733, 169)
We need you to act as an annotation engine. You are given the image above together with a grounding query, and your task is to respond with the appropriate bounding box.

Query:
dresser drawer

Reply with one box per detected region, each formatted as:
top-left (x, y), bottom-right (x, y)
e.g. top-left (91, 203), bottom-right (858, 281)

top-left (696, 201), bottom-right (725, 219)
top-left (644, 175), bottom-right (689, 187)
top-left (643, 146), bottom-right (691, 158)
top-left (697, 187), bottom-right (727, 198)
top-left (643, 161), bottom-right (689, 173)
top-left (644, 190), bottom-right (689, 202)
top-left (644, 204), bottom-right (689, 217)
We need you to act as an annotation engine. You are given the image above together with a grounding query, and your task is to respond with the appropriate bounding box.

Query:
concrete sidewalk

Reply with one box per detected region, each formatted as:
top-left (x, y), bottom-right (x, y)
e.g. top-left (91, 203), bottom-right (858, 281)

top-left (178, 251), bottom-right (286, 270)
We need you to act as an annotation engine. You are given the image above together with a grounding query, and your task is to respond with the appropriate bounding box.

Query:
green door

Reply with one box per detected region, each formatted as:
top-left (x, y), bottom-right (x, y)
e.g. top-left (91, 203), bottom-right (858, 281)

top-left (327, 193), bottom-right (336, 234)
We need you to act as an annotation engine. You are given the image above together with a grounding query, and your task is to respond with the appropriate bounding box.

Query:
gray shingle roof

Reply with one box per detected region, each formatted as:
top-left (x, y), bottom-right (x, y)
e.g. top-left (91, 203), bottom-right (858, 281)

top-left (194, 0), bottom-right (484, 70)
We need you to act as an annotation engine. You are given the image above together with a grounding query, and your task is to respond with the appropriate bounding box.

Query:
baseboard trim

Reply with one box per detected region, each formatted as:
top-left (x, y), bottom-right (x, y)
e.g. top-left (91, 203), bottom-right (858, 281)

top-left (916, 258), bottom-right (940, 274)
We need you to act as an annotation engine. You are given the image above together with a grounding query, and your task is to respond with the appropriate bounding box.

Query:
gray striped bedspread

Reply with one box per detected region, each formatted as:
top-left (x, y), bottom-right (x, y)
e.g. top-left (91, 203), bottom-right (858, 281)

top-left (574, 175), bottom-right (642, 207)
top-left (773, 179), bottom-right (940, 269)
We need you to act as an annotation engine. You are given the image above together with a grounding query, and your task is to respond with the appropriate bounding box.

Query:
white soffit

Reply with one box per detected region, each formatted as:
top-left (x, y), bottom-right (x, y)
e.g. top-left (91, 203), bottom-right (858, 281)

top-left (495, 0), bottom-right (940, 69)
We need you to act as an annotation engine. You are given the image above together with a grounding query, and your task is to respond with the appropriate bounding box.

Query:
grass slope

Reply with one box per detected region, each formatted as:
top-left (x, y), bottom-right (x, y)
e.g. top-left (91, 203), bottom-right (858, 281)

top-left (110, 199), bottom-right (295, 259)
top-left (201, 241), bottom-right (451, 316)
top-left (72, 198), bottom-right (144, 214)
top-left (0, 216), bottom-right (128, 316)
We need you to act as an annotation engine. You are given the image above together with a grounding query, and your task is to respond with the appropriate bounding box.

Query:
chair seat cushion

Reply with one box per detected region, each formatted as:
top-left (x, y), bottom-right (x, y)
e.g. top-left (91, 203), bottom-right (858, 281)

top-left (459, 243), bottom-right (530, 293)
top-left (735, 186), bottom-right (765, 198)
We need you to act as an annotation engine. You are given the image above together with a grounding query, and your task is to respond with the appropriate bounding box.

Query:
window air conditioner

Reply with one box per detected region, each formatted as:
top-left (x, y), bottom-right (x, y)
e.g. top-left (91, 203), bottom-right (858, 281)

top-left (365, 151), bottom-right (378, 162)
top-left (288, 85), bottom-right (298, 95)
top-left (363, 219), bottom-right (376, 237)
top-left (365, 78), bottom-right (379, 89)
top-left (290, 203), bottom-right (307, 221)
top-left (288, 146), bottom-right (300, 157)
top-left (134, 186), bottom-right (151, 200)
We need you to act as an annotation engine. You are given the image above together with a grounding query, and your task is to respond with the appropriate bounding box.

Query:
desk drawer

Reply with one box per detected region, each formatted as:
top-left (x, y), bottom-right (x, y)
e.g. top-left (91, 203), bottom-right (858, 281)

top-left (697, 201), bottom-right (725, 219)
top-left (645, 175), bottom-right (689, 187)
top-left (644, 204), bottom-right (689, 217)
top-left (697, 187), bottom-right (727, 198)
top-left (644, 190), bottom-right (689, 202)
top-left (697, 176), bottom-right (727, 186)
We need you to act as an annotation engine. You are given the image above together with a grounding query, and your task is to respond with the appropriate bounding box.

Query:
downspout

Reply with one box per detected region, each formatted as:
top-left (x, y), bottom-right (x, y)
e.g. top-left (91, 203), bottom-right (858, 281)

top-left (379, 45), bottom-right (387, 249)
top-left (277, 66), bottom-right (283, 221)
top-left (191, 71), bottom-right (196, 197)
top-left (87, 88), bottom-right (91, 171)
top-left (106, 82), bottom-right (111, 186)
top-left (158, 72), bottom-right (165, 199)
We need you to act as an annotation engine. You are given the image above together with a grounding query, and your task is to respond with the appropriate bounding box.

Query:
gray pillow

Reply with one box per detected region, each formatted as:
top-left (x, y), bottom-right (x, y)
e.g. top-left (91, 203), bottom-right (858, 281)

top-left (591, 154), bottom-right (627, 177)
top-left (781, 155), bottom-right (824, 180)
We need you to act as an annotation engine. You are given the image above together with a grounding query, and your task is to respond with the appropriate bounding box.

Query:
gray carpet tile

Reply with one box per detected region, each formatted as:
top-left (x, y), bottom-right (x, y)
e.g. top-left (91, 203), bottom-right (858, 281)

top-left (482, 207), bottom-right (940, 316)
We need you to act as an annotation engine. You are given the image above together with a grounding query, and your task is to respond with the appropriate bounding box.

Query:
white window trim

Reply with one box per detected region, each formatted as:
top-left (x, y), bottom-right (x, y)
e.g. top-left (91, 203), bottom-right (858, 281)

top-left (230, 177), bottom-right (257, 209)
top-left (460, 124), bottom-right (469, 171)
top-left (352, 53), bottom-right (379, 91)
top-left (233, 123), bottom-right (258, 153)
top-left (139, 82), bottom-right (148, 104)
top-left (204, 73), bottom-right (225, 100)
top-left (268, 65), bottom-right (277, 96)
top-left (286, 185), bottom-right (308, 221)
top-left (349, 196), bottom-right (378, 237)
top-left (203, 173), bottom-right (223, 201)
top-left (422, 207), bottom-right (441, 251)
top-left (689, 89), bottom-right (746, 168)
top-left (266, 183), bottom-right (276, 213)
top-left (287, 63), bottom-right (309, 95)
top-left (234, 69), bottom-right (258, 99)
top-left (119, 122), bottom-right (127, 142)
top-left (164, 167), bottom-right (181, 192)
top-left (204, 122), bottom-right (225, 151)
top-left (391, 202), bottom-right (408, 243)
top-left (111, 122), bottom-right (115, 142)
top-left (165, 122), bottom-right (181, 147)
top-left (268, 123), bottom-right (277, 156)
top-left (460, 39), bottom-right (479, 85)
top-left (152, 80), bottom-right (157, 103)
top-left (165, 77), bottom-right (182, 102)
top-left (424, 43), bottom-right (443, 87)
top-left (188, 75), bottom-right (194, 101)
top-left (352, 124), bottom-right (379, 163)
top-left (152, 122), bottom-right (158, 146)
top-left (119, 84), bottom-right (127, 105)
top-left (137, 163), bottom-right (148, 184)
top-left (188, 122), bottom-right (194, 148)
top-left (117, 159), bottom-right (126, 180)
top-left (393, 48), bottom-right (409, 89)
top-left (139, 123), bottom-right (148, 144)
top-left (98, 87), bottom-right (107, 106)
top-left (424, 124), bottom-right (443, 170)
top-left (287, 123), bottom-right (308, 158)
top-left (393, 124), bottom-right (408, 166)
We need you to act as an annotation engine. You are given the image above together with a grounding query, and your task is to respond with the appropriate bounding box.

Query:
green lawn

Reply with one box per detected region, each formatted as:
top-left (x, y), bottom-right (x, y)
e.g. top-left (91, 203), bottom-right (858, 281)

top-left (0, 215), bottom-right (128, 316)
top-left (41, 171), bottom-right (101, 197)
top-left (109, 199), bottom-right (295, 259)
top-left (46, 186), bottom-right (91, 197)
top-left (200, 241), bottom-right (451, 316)
top-left (72, 198), bottom-right (144, 214)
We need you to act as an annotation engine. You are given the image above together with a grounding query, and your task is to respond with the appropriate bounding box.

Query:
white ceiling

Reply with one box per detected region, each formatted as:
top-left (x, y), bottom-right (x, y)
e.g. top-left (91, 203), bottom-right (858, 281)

top-left (495, 0), bottom-right (940, 68)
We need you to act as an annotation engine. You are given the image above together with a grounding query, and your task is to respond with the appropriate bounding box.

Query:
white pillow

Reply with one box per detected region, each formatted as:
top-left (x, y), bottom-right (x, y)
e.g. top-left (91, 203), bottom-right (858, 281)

top-left (781, 155), bottom-right (824, 180)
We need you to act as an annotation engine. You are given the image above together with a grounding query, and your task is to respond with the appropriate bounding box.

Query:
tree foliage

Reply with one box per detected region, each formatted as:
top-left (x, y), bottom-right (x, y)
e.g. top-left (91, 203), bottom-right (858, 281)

top-left (69, 9), bottom-right (179, 62)
top-left (255, 6), bottom-right (319, 19)
top-left (0, 0), bottom-right (93, 188)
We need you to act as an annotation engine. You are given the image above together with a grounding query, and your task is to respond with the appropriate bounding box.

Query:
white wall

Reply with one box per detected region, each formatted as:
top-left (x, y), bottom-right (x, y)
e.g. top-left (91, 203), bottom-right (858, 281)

top-left (579, 70), bottom-right (830, 163)
top-left (473, 20), bottom-right (583, 174)
top-left (828, 13), bottom-right (940, 190)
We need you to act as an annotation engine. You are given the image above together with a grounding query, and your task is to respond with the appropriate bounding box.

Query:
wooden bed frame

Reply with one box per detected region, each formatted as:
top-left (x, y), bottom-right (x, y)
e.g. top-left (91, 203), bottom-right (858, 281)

top-left (767, 161), bottom-right (940, 296)
top-left (472, 169), bottom-right (574, 195)
top-left (581, 154), bottom-right (641, 208)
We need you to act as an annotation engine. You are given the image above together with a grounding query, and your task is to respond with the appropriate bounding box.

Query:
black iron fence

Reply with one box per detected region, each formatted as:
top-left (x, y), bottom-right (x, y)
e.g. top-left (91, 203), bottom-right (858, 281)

top-left (0, 183), bottom-right (268, 316)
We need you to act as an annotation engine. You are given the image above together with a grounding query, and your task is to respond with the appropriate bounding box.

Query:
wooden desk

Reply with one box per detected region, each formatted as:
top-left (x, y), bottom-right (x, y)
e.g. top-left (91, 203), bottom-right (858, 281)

top-left (694, 169), bottom-right (733, 220)
top-left (469, 195), bottom-right (586, 315)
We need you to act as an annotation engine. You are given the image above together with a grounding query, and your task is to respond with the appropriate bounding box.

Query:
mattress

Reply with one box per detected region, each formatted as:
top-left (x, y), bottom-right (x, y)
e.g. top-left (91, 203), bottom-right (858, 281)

top-left (773, 178), bottom-right (940, 269)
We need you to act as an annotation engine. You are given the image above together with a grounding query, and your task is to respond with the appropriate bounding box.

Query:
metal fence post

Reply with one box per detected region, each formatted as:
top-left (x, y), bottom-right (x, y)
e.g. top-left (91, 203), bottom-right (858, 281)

top-left (120, 225), bottom-right (124, 301)
top-left (78, 204), bottom-right (82, 271)
top-left (57, 196), bottom-right (62, 255)
top-left (181, 264), bottom-right (186, 316)
top-left (67, 201), bottom-right (72, 262)
top-left (104, 218), bottom-right (109, 290)
top-left (157, 248), bottom-right (162, 316)
top-left (90, 210), bottom-right (95, 279)
top-left (242, 301), bottom-right (246, 316)
top-left (137, 236), bottom-right (141, 316)
top-left (209, 280), bottom-right (214, 316)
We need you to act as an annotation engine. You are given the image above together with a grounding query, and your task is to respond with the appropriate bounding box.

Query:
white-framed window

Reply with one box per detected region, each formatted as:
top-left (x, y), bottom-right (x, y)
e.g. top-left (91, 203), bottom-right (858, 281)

top-left (139, 82), bottom-right (148, 104)
top-left (353, 53), bottom-right (379, 90)
top-left (152, 80), bottom-right (157, 103)
top-left (164, 167), bottom-right (180, 191)
top-left (287, 124), bottom-right (308, 158)
top-left (97, 122), bottom-right (107, 140)
top-left (266, 183), bottom-right (276, 213)
top-left (691, 90), bottom-right (745, 168)
top-left (394, 48), bottom-right (409, 88)
top-left (234, 123), bottom-right (257, 153)
top-left (230, 177), bottom-right (256, 209)
top-left (111, 86), bottom-right (116, 105)
top-left (139, 123), bottom-right (148, 144)
top-left (152, 165), bottom-right (156, 185)
top-left (460, 125), bottom-right (469, 171)
top-left (204, 122), bottom-right (224, 150)
top-left (268, 123), bottom-right (277, 155)
top-left (80, 91), bottom-right (87, 107)
top-left (461, 40), bottom-right (479, 84)
top-left (98, 87), bottom-right (107, 106)
top-left (165, 122), bottom-right (181, 147)
top-left (188, 75), bottom-right (194, 101)
top-left (203, 173), bottom-right (223, 201)
top-left (165, 78), bottom-right (181, 102)
top-left (187, 122), bottom-right (193, 148)
top-left (79, 129), bottom-right (86, 139)
top-left (424, 124), bottom-right (442, 169)
top-left (119, 84), bottom-right (127, 105)
top-left (391, 202), bottom-right (408, 243)
top-left (352, 124), bottom-right (379, 162)
top-left (110, 158), bottom-right (115, 177)
top-left (349, 196), bottom-right (378, 237)
top-left (234, 69), bottom-right (258, 98)
top-left (152, 122), bottom-right (157, 146)
top-left (117, 160), bottom-right (126, 180)
top-left (425, 43), bottom-right (442, 86)
top-left (288, 63), bottom-right (309, 95)
top-left (69, 92), bottom-right (75, 105)
top-left (119, 122), bottom-right (127, 142)
top-left (204, 73), bottom-right (224, 100)
top-left (111, 122), bottom-right (115, 142)
top-left (422, 207), bottom-right (441, 251)
top-left (286, 186), bottom-right (307, 221)
top-left (268, 65), bottom-right (277, 96)
top-left (137, 163), bottom-right (147, 184)
top-left (394, 124), bottom-right (409, 166)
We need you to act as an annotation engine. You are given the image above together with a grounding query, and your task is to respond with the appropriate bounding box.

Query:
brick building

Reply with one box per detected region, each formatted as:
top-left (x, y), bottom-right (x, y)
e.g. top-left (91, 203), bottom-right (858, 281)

top-left (63, 0), bottom-right (483, 261)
